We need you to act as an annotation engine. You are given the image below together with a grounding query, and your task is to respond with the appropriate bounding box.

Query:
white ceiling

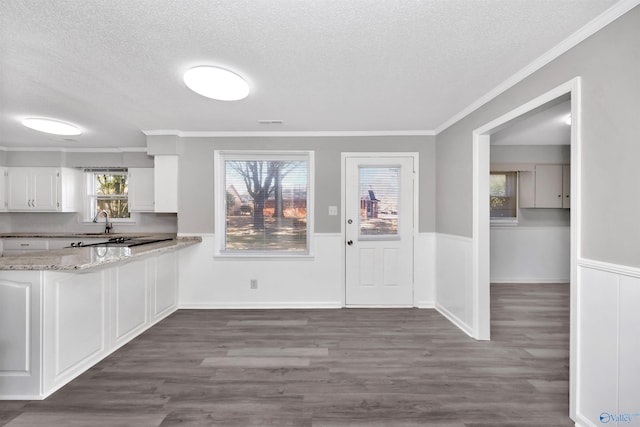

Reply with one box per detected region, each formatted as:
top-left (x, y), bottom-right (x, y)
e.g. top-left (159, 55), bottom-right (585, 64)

top-left (0, 0), bottom-right (621, 149)
top-left (491, 99), bottom-right (571, 146)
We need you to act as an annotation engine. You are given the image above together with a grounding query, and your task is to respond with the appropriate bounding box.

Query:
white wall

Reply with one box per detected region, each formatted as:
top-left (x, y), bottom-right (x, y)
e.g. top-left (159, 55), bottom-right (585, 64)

top-left (490, 226), bottom-right (570, 283)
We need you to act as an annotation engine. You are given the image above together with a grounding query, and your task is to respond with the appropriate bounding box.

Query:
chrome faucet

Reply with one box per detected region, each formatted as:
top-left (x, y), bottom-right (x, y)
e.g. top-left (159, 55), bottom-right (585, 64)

top-left (93, 210), bottom-right (113, 234)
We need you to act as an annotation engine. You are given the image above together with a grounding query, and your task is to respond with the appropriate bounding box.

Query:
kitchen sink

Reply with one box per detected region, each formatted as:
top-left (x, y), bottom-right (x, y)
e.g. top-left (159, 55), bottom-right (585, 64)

top-left (65, 237), bottom-right (173, 248)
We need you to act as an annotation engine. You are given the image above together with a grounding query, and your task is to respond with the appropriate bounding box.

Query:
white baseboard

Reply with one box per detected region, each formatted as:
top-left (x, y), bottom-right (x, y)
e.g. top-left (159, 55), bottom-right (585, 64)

top-left (416, 300), bottom-right (435, 308)
top-left (574, 413), bottom-right (598, 427)
top-left (491, 278), bottom-right (569, 284)
top-left (179, 302), bottom-right (342, 310)
top-left (435, 302), bottom-right (473, 338)
top-left (0, 394), bottom-right (45, 401)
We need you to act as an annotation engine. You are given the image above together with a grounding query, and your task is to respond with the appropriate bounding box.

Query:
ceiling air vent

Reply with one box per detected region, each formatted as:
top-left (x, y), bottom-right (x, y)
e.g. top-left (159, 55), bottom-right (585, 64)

top-left (258, 120), bottom-right (284, 125)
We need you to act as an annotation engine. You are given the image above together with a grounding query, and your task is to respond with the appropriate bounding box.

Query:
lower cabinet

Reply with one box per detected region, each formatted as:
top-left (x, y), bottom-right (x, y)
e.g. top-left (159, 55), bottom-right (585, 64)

top-left (0, 251), bottom-right (178, 399)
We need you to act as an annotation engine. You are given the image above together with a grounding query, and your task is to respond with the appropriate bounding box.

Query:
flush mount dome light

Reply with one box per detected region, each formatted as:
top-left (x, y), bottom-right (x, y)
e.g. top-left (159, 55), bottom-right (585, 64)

top-left (21, 118), bottom-right (82, 136)
top-left (183, 66), bottom-right (249, 101)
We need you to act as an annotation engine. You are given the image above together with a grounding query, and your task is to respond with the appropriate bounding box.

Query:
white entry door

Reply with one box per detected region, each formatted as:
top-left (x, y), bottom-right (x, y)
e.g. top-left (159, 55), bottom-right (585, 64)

top-left (345, 156), bottom-right (414, 306)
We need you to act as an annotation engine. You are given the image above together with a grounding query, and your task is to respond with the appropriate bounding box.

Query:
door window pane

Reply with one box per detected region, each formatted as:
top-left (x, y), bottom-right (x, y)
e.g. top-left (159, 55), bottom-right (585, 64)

top-left (359, 167), bottom-right (399, 237)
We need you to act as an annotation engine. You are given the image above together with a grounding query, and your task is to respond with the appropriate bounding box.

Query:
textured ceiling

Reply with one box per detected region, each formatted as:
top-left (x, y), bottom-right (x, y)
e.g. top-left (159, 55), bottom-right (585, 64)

top-left (0, 0), bottom-right (622, 148)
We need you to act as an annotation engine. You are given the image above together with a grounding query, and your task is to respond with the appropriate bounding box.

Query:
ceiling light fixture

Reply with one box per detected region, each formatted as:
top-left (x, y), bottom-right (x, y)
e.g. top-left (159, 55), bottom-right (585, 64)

top-left (183, 66), bottom-right (249, 101)
top-left (21, 118), bottom-right (82, 136)
top-left (565, 115), bottom-right (572, 126)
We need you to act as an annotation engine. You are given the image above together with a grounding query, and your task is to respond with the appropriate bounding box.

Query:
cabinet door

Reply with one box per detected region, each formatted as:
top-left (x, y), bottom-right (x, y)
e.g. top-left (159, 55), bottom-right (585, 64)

top-left (535, 165), bottom-right (563, 208)
top-left (128, 168), bottom-right (155, 212)
top-left (0, 167), bottom-right (7, 211)
top-left (31, 168), bottom-right (59, 211)
top-left (7, 168), bottom-right (32, 210)
top-left (154, 156), bottom-right (178, 213)
top-left (562, 165), bottom-right (571, 209)
top-left (518, 171), bottom-right (535, 208)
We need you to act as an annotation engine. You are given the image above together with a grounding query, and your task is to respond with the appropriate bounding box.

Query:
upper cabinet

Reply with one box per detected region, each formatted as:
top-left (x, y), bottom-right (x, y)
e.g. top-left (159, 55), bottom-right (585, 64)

top-left (518, 164), bottom-right (570, 209)
top-left (0, 167), bottom-right (7, 212)
top-left (154, 156), bottom-right (178, 213)
top-left (7, 167), bottom-right (81, 212)
top-left (128, 168), bottom-right (155, 212)
top-left (562, 164), bottom-right (570, 209)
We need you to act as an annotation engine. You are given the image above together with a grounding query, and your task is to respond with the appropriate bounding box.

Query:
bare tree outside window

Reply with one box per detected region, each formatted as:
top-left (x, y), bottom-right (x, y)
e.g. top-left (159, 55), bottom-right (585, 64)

top-left (224, 159), bottom-right (308, 252)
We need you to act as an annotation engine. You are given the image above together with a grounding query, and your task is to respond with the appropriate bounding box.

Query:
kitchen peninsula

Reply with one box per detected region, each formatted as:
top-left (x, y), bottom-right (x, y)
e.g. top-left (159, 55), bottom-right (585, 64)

top-left (0, 235), bottom-right (200, 400)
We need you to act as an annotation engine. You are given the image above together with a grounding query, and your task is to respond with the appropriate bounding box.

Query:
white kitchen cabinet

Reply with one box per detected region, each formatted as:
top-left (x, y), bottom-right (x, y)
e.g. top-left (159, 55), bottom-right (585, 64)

top-left (154, 155), bottom-right (178, 213)
top-left (0, 167), bottom-right (7, 212)
top-left (562, 164), bottom-right (571, 209)
top-left (7, 167), bottom-right (81, 212)
top-left (0, 249), bottom-right (179, 400)
top-left (150, 251), bottom-right (178, 321)
top-left (518, 164), bottom-right (570, 209)
top-left (535, 164), bottom-right (564, 208)
top-left (128, 168), bottom-right (155, 212)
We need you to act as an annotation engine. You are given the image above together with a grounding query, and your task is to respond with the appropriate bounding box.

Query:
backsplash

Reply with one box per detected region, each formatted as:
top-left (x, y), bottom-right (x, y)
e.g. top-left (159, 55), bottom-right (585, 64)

top-left (2, 212), bottom-right (177, 234)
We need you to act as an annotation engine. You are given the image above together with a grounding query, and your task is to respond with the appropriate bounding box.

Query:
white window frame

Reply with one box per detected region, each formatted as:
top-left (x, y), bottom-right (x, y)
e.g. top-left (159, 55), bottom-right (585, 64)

top-left (214, 150), bottom-right (314, 258)
top-left (490, 171), bottom-right (518, 225)
top-left (83, 169), bottom-right (136, 224)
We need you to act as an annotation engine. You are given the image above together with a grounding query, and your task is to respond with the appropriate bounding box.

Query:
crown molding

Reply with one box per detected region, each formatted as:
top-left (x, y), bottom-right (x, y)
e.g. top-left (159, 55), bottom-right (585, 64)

top-left (434, 0), bottom-right (640, 134)
top-left (0, 146), bottom-right (147, 153)
top-left (143, 130), bottom-right (436, 138)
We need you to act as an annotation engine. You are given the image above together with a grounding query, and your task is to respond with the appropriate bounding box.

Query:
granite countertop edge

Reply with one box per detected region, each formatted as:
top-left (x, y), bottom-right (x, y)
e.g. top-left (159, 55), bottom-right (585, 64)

top-left (0, 236), bottom-right (202, 271)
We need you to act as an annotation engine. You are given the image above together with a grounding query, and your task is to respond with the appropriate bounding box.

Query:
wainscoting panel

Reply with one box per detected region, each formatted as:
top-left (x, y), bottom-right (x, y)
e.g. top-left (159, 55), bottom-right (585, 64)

top-left (178, 234), bottom-right (343, 309)
top-left (435, 233), bottom-right (473, 336)
top-left (414, 232), bottom-right (436, 308)
top-left (179, 233), bottom-right (437, 310)
top-left (576, 259), bottom-right (640, 427)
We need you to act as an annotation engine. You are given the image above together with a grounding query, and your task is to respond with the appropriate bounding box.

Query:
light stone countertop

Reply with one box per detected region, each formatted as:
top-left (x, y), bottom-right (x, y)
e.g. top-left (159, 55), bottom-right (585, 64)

top-left (0, 236), bottom-right (201, 271)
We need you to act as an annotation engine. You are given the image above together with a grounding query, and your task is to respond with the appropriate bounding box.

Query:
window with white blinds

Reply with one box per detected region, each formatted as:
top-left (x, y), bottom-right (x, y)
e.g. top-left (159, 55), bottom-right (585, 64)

top-left (216, 151), bottom-right (314, 256)
top-left (490, 171), bottom-right (517, 221)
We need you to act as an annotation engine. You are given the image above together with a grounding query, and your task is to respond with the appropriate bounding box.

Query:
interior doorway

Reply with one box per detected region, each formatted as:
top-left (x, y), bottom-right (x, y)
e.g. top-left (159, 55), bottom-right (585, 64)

top-left (472, 78), bottom-right (581, 420)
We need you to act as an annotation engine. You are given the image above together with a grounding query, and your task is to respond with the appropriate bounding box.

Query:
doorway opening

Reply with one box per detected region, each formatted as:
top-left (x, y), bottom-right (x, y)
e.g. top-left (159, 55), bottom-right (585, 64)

top-left (472, 78), bottom-right (581, 420)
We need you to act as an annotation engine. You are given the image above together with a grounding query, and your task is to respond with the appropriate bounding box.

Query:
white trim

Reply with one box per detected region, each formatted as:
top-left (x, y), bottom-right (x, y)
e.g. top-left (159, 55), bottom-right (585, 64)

top-left (143, 130), bottom-right (435, 137)
top-left (435, 302), bottom-right (473, 338)
top-left (415, 300), bottom-right (435, 309)
top-left (578, 258), bottom-right (640, 279)
top-left (179, 302), bottom-right (342, 309)
top-left (436, 232), bottom-right (473, 244)
top-left (574, 414), bottom-right (599, 427)
top-left (491, 278), bottom-right (569, 284)
top-left (472, 76), bottom-right (581, 420)
top-left (0, 146), bottom-right (147, 153)
top-left (435, 0), bottom-right (639, 134)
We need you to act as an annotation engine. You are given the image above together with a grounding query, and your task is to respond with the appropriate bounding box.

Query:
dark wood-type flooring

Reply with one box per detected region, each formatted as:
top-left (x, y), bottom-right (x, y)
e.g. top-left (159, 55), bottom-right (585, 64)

top-left (0, 283), bottom-right (572, 426)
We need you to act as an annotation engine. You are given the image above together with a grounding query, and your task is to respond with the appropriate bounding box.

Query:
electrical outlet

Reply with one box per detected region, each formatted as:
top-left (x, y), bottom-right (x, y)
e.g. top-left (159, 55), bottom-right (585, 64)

top-left (328, 205), bottom-right (338, 216)
top-left (250, 279), bottom-right (258, 289)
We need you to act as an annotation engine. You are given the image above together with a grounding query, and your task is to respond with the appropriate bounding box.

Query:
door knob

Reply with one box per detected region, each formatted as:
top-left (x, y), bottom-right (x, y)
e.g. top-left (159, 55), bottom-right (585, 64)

top-left (347, 219), bottom-right (353, 224)
top-left (347, 240), bottom-right (353, 246)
